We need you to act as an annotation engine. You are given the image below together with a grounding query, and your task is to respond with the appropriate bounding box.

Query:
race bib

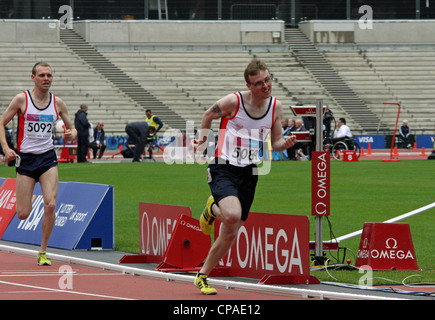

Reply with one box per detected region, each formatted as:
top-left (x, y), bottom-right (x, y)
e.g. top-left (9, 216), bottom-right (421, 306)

top-left (26, 114), bottom-right (54, 139)
top-left (230, 137), bottom-right (262, 164)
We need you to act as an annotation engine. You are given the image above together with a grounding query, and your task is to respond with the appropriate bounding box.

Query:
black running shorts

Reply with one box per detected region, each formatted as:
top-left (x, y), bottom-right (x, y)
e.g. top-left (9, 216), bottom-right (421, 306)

top-left (207, 162), bottom-right (258, 221)
top-left (16, 149), bottom-right (58, 182)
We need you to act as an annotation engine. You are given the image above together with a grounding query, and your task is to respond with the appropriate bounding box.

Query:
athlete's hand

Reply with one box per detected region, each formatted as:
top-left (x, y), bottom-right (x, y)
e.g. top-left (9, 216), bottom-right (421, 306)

top-left (4, 147), bottom-right (17, 163)
top-left (64, 128), bottom-right (77, 141)
top-left (282, 135), bottom-right (296, 149)
top-left (191, 137), bottom-right (207, 153)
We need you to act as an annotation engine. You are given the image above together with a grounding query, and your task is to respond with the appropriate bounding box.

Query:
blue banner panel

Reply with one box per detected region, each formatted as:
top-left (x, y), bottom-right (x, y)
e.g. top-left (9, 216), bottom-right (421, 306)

top-left (416, 134), bottom-right (434, 149)
top-left (1, 182), bottom-right (114, 250)
top-left (2, 182), bottom-right (45, 246)
top-left (74, 185), bottom-right (114, 250)
top-left (354, 135), bottom-right (385, 149)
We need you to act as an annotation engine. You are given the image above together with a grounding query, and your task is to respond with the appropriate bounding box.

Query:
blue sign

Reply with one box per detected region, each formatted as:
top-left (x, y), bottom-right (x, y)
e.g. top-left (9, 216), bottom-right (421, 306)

top-left (354, 135), bottom-right (385, 149)
top-left (416, 134), bottom-right (434, 149)
top-left (1, 181), bottom-right (114, 250)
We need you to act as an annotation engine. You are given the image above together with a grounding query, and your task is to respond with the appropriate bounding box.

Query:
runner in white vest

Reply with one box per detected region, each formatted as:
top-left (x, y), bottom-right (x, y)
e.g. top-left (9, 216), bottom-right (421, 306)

top-left (192, 59), bottom-right (296, 295)
top-left (215, 91), bottom-right (276, 167)
top-left (0, 62), bottom-right (77, 266)
top-left (17, 90), bottom-right (59, 154)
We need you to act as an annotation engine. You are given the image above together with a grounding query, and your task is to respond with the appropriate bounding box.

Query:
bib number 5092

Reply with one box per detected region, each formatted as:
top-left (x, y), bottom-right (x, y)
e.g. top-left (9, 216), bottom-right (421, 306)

top-left (27, 122), bottom-right (52, 133)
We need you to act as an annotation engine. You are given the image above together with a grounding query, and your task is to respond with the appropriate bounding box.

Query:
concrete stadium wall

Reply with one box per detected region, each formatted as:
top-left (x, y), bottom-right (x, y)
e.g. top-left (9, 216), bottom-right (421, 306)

top-left (0, 19), bottom-right (284, 45)
top-left (1, 19), bottom-right (434, 45)
top-left (299, 20), bottom-right (435, 45)
top-left (0, 20), bottom-right (59, 42)
top-left (72, 20), bottom-right (285, 45)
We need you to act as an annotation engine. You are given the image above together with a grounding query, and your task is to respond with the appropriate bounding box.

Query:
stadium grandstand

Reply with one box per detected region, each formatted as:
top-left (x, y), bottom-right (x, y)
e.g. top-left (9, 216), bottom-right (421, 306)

top-left (0, 0), bottom-right (434, 140)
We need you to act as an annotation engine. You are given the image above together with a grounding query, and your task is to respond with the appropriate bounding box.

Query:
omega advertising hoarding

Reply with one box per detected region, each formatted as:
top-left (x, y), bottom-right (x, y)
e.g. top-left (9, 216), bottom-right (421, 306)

top-left (215, 212), bottom-right (310, 281)
top-left (311, 151), bottom-right (330, 216)
top-left (355, 222), bottom-right (418, 270)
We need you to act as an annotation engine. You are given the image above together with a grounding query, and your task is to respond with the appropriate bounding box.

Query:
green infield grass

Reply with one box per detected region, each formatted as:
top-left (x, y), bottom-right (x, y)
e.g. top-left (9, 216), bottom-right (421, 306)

top-left (1, 159), bottom-right (434, 286)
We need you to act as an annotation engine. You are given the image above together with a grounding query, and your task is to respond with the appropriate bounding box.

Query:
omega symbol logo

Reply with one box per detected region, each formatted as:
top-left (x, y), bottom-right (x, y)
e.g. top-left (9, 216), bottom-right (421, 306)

top-left (385, 238), bottom-right (398, 249)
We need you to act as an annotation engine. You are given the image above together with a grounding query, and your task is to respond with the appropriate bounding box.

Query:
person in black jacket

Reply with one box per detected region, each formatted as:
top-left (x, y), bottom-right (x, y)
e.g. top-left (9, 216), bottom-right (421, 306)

top-left (399, 120), bottom-right (412, 149)
top-left (125, 121), bottom-right (150, 162)
top-left (74, 104), bottom-right (90, 162)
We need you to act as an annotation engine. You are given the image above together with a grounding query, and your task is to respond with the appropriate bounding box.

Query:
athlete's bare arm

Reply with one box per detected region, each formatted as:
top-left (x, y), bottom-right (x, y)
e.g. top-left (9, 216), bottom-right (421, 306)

top-left (0, 93), bottom-right (26, 162)
top-left (193, 93), bottom-right (238, 151)
top-left (55, 97), bottom-right (77, 141)
top-left (270, 100), bottom-right (296, 152)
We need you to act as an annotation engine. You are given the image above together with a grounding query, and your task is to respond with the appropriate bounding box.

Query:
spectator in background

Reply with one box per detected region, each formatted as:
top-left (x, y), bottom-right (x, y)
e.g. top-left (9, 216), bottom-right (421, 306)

top-left (287, 119), bottom-right (308, 160)
top-left (283, 118), bottom-right (296, 159)
top-left (288, 118), bottom-right (296, 132)
top-left (89, 121), bottom-right (106, 159)
top-left (294, 119), bottom-right (305, 132)
top-left (283, 118), bottom-right (295, 136)
top-left (399, 120), bottom-right (412, 149)
top-left (323, 105), bottom-right (334, 138)
top-left (281, 117), bottom-right (288, 134)
top-left (145, 126), bottom-right (158, 160)
top-left (74, 103), bottom-right (90, 162)
top-left (333, 117), bottom-right (352, 142)
top-left (125, 121), bottom-right (151, 162)
top-left (145, 109), bottom-right (163, 159)
top-left (145, 109), bottom-right (163, 134)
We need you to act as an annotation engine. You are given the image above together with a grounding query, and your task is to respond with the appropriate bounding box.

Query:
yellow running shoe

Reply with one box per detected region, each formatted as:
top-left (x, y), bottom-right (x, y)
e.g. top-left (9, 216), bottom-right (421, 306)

top-left (194, 273), bottom-right (217, 295)
top-left (200, 196), bottom-right (215, 235)
top-left (37, 252), bottom-right (51, 266)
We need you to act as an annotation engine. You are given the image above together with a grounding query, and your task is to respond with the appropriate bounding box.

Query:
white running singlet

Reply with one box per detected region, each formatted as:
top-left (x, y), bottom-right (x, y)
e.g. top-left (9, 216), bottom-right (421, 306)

top-left (215, 92), bottom-right (276, 167)
top-left (17, 90), bottom-right (58, 154)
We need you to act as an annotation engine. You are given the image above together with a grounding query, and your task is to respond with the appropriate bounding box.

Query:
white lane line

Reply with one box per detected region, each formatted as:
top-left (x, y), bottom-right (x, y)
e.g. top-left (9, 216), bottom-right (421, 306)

top-left (0, 280), bottom-right (135, 300)
top-left (0, 243), bottom-right (405, 300)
